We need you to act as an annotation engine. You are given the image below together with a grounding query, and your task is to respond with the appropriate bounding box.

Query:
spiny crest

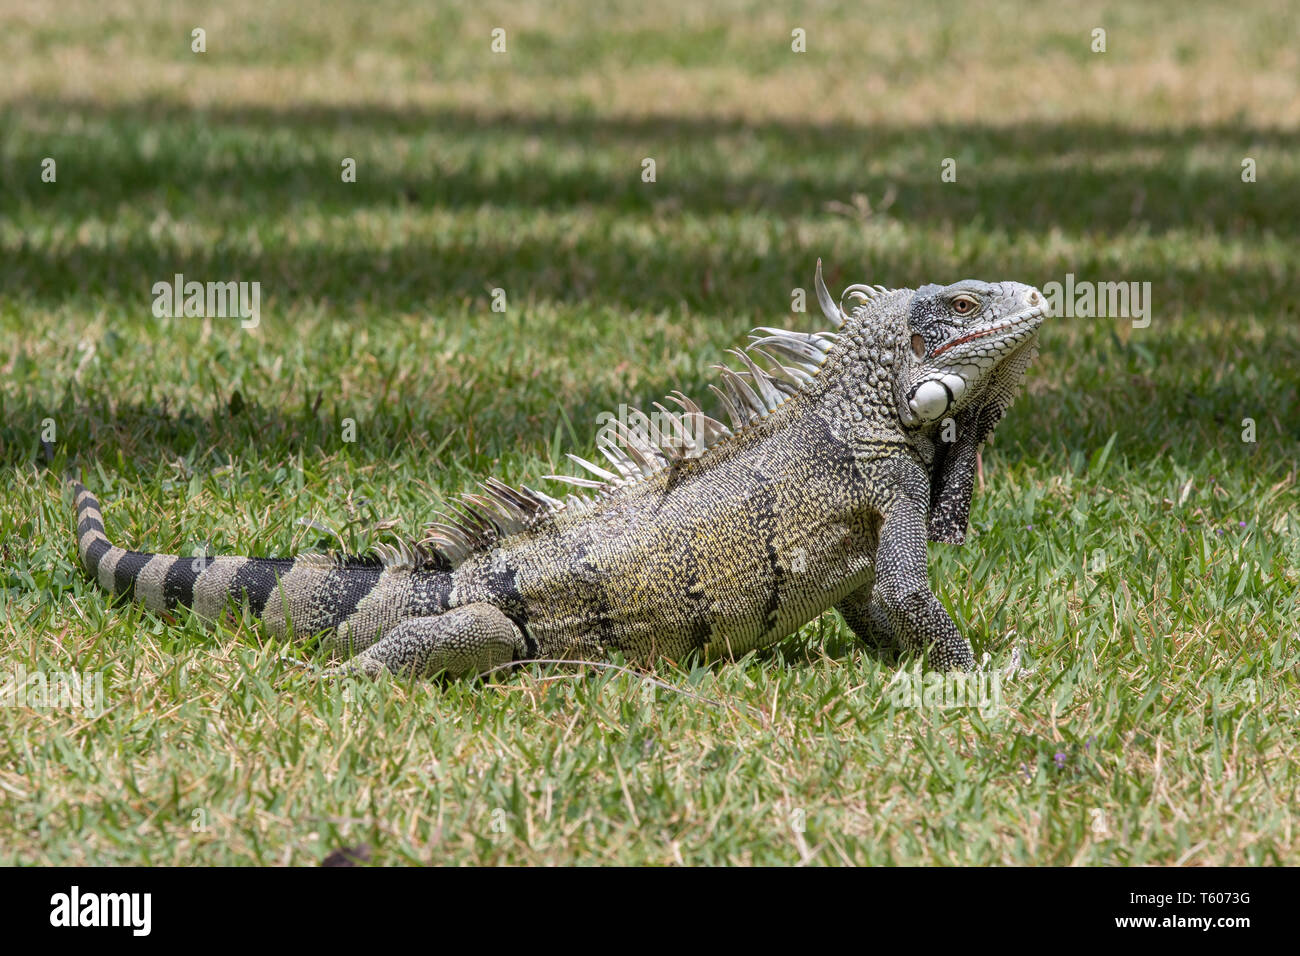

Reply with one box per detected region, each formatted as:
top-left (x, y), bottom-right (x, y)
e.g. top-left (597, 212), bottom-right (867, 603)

top-left (541, 321), bottom-right (838, 501)
top-left (818, 257), bottom-right (898, 322)
top-left (420, 477), bottom-right (561, 567)
top-left (417, 259), bottom-right (872, 570)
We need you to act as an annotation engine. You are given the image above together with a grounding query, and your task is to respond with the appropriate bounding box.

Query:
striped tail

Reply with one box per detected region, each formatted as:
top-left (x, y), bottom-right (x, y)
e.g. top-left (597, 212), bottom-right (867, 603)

top-left (70, 480), bottom-right (453, 655)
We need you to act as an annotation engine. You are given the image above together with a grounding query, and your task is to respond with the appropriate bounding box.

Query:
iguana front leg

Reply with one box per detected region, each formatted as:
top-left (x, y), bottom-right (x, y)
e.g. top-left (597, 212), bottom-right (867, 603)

top-left (871, 473), bottom-right (976, 672)
top-left (835, 574), bottom-right (896, 653)
top-left (337, 603), bottom-right (527, 680)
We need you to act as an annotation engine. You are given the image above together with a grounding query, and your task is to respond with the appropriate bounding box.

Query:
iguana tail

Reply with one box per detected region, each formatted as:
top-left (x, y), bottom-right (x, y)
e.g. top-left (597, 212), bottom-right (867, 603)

top-left (70, 480), bottom-right (452, 654)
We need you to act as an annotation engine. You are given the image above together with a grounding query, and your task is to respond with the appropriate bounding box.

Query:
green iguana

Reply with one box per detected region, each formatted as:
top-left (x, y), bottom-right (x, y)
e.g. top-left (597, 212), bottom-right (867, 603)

top-left (71, 261), bottom-right (1048, 678)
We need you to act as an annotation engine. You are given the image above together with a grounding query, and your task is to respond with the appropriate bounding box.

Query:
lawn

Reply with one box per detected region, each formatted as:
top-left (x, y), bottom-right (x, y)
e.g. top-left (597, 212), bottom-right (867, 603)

top-left (0, 0), bottom-right (1297, 865)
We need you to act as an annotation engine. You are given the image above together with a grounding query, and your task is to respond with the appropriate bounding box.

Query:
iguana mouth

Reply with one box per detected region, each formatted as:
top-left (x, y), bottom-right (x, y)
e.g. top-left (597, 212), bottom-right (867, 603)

top-left (930, 306), bottom-right (1045, 358)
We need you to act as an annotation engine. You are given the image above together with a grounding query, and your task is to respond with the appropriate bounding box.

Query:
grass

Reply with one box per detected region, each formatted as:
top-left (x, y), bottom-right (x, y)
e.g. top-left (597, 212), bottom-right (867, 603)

top-left (1, 0), bottom-right (1298, 865)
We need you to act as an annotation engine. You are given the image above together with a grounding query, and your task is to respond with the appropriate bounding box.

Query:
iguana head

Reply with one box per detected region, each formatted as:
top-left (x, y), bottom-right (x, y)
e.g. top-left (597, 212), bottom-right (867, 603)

top-left (896, 280), bottom-right (1048, 430)
top-left (898, 279), bottom-right (1049, 544)
top-left (814, 263), bottom-right (1049, 545)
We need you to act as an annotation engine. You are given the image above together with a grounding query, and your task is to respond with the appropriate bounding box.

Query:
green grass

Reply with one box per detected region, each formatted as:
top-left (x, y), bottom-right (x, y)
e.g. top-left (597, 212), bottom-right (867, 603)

top-left (1, 0), bottom-right (1298, 864)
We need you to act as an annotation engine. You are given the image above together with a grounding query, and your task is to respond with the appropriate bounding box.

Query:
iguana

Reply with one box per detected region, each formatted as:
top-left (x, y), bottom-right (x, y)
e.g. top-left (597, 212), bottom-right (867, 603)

top-left (71, 261), bottom-right (1048, 679)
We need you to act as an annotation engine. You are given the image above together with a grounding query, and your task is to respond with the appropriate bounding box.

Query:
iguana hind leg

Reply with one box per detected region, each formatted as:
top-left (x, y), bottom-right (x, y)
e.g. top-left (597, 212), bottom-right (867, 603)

top-left (340, 603), bottom-right (527, 680)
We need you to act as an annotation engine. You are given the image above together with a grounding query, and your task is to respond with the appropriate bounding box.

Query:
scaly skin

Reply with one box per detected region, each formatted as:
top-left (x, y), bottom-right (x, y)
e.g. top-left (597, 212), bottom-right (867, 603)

top-left (71, 261), bottom-right (1048, 678)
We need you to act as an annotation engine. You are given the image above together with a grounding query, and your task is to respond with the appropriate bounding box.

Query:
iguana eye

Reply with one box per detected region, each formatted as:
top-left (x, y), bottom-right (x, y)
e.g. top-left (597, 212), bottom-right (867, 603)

top-left (950, 294), bottom-right (979, 316)
top-left (910, 334), bottom-right (926, 359)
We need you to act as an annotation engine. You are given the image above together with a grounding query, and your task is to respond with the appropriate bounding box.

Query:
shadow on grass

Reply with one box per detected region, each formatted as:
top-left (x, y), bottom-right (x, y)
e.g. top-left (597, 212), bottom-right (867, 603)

top-left (1, 98), bottom-right (1297, 473)
top-left (2, 315), bottom-right (1294, 478)
top-left (1, 99), bottom-right (1298, 313)
top-left (3, 98), bottom-right (1299, 233)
